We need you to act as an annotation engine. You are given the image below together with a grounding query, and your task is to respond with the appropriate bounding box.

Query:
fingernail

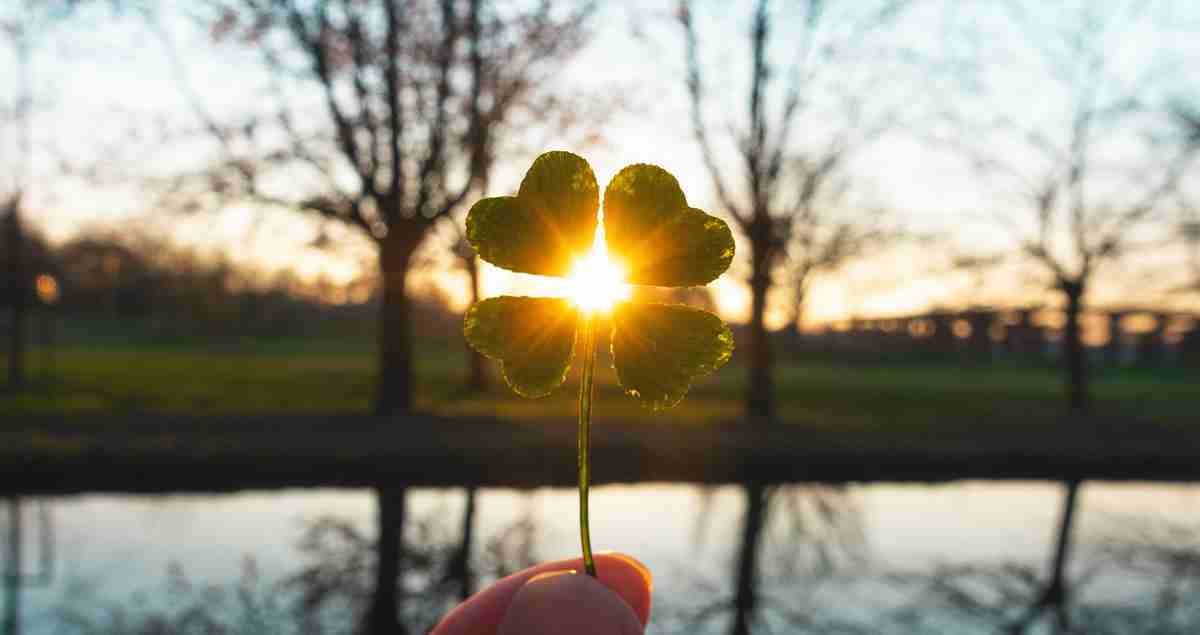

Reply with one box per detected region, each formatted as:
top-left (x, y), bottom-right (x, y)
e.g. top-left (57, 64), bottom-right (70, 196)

top-left (527, 569), bottom-right (576, 584)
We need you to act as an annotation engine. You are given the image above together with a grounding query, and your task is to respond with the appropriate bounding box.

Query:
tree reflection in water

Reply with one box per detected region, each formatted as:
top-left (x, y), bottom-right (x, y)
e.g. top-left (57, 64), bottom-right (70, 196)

top-left (881, 508), bottom-right (1200, 634)
top-left (663, 484), bottom-right (1200, 635)
top-left (25, 487), bottom-right (1200, 634)
top-left (662, 484), bottom-right (869, 635)
top-left (1089, 515), bottom-right (1200, 632)
top-left (43, 492), bottom-right (539, 635)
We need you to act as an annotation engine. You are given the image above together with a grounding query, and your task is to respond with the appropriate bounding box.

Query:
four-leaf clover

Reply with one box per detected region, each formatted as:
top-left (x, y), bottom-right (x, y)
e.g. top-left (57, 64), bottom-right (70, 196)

top-left (463, 151), bottom-right (735, 410)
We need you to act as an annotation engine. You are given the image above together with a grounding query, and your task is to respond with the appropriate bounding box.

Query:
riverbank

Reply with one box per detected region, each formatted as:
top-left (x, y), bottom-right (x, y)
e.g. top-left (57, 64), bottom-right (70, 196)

top-left (5, 412), bottom-right (1197, 495)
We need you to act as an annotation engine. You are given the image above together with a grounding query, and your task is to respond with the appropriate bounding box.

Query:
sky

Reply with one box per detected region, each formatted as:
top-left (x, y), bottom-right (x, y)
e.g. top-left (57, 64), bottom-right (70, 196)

top-left (2, 0), bottom-right (1199, 328)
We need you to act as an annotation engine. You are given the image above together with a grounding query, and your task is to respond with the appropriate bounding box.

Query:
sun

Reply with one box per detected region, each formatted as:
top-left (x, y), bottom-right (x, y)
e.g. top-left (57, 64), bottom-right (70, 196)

top-left (566, 230), bottom-right (631, 313)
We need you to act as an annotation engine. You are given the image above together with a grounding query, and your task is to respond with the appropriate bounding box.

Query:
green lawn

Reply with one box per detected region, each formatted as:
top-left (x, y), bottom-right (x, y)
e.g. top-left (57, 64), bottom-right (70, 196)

top-left (3, 340), bottom-right (1196, 433)
top-left (4, 335), bottom-right (1199, 492)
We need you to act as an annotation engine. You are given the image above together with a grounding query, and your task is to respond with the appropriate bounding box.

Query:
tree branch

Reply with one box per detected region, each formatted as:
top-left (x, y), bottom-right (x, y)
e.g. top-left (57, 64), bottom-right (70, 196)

top-left (382, 0), bottom-right (406, 217)
top-left (678, 1), bottom-right (746, 226)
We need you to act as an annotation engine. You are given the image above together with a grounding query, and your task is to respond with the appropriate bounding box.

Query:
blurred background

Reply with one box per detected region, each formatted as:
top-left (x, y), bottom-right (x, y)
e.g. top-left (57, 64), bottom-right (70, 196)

top-left (1, 0), bottom-right (1199, 633)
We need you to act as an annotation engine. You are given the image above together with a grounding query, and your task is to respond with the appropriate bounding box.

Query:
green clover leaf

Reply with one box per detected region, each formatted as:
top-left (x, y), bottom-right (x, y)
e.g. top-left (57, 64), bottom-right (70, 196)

top-left (604, 164), bottom-right (735, 287)
top-left (464, 151), bottom-right (735, 409)
top-left (466, 151), bottom-right (598, 278)
top-left (463, 296), bottom-right (578, 398)
top-left (611, 302), bottom-right (734, 410)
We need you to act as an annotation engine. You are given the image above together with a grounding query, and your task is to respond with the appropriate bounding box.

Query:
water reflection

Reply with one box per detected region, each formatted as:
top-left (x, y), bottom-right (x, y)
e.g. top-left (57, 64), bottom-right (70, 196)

top-left (880, 511), bottom-right (1200, 634)
top-left (31, 491), bottom-right (539, 635)
top-left (881, 481), bottom-right (1086, 635)
top-left (667, 484), bottom-right (865, 634)
top-left (3, 498), bottom-right (53, 635)
top-left (3, 482), bottom-right (1199, 634)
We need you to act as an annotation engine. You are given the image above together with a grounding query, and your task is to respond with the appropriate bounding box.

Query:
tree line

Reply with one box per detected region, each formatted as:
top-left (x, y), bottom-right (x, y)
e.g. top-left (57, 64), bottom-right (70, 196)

top-left (0, 226), bottom-right (457, 341)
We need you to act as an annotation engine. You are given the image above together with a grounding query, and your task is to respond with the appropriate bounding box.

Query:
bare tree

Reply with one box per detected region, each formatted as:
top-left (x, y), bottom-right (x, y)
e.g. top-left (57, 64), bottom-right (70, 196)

top-left (450, 225), bottom-right (487, 391)
top-left (1173, 105), bottom-right (1200, 296)
top-left (677, 6), bottom-right (915, 635)
top-left (1, 201), bottom-right (28, 390)
top-left (0, 3), bottom-right (41, 391)
top-left (786, 205), bottom-right (895, 335)
top-left (926, 6), bottom-right (1198, 632)
top-left (156, 0), bottom-right (590, 417)
top-left (2, 0), bottom-right (119, 389)
top-left (931, 0), bottom-right (1200, 416)
top-left (1185, 216), bottom-right (1200, 295)
top-left (146, 3), bottom-right (590, 633)
top-left (678, 0), bottom-right (917, 423)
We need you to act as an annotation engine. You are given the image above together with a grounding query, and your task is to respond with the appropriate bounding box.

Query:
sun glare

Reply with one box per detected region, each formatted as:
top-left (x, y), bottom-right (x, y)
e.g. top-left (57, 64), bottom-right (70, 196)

top-left (567, 231), bottom-right (631, 313)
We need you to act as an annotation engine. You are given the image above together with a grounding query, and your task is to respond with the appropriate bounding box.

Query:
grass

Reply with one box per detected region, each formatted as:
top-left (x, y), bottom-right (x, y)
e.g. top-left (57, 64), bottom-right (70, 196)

top-left (3, 326), bottom-right (1198, 491)
top-left (3, 339), bottom-right (1196, 433)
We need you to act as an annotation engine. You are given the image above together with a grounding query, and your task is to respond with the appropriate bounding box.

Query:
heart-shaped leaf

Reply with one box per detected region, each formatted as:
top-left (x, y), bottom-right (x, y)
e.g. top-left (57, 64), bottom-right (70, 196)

top-left (467, 151), bottom-right (599, 278)
top-left (464, 296), bottom-right (580, 398)
top-left (610, 302), bottom-right (733, 410)
top-left (603, 164), bottom-right (734, 287)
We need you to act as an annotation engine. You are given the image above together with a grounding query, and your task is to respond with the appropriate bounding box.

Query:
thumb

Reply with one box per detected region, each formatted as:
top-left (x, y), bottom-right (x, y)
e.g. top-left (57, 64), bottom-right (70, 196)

top-left (498, 570), bottom-right (645, 635)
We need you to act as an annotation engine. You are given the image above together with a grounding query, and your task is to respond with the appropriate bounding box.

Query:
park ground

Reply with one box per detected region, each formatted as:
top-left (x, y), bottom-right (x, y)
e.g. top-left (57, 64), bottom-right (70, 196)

top-left (2, 324), bottom-right (1195, 424)
top-left (2, 318), bottom-right (1198, 492)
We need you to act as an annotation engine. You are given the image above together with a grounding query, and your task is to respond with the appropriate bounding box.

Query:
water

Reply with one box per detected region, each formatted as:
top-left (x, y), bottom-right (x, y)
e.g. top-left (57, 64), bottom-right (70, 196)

top-left (6, 481), bottom-right (1200, 633)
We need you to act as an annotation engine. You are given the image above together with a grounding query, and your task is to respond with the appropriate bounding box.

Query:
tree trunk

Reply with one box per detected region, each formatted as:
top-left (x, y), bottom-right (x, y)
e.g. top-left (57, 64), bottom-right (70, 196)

top-left (368, 232), bottom-right (420, 634)
top-left (731, 483), bottom-right (769, 635)
top-left (4, 209), bottom-right (26, 391)
top-left (787, 282), bottom-right (806, 340)
top-left (464, 256), bottom-right (486, 392)
top-left (6, 302), bottom-right (24, 392)
top-left (368, 487), bottom-right (407, 635)
top-left (375, 234), bottom-right (421, 416)
top-left (1060, 280), bottom-right (1089, 416)
top-left (746, 244), bottom-right (775, 424)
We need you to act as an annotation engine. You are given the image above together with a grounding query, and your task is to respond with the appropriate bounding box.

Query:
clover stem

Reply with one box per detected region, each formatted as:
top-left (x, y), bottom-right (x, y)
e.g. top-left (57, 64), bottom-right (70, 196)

top-left (577, 311), bottom-right (598, 578)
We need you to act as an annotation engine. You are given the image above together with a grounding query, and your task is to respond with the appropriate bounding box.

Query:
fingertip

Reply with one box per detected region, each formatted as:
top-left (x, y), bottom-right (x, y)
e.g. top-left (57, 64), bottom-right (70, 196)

top-left (594, 553), bottom-right (654, 626)
top-left (430, 553), bottom-right (652, 635)
top-left (498, 569), bottom-right (643, 635)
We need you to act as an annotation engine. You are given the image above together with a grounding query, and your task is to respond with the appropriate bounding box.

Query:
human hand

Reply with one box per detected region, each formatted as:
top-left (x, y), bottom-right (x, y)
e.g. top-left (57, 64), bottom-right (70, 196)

top-left (431, 553), bottom-right (653, 635)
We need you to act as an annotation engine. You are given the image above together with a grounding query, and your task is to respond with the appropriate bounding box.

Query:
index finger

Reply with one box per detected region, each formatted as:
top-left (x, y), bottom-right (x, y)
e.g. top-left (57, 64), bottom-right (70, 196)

top-left (430, 552), bottom-right (653, 635)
